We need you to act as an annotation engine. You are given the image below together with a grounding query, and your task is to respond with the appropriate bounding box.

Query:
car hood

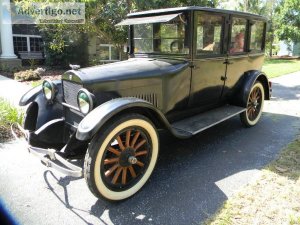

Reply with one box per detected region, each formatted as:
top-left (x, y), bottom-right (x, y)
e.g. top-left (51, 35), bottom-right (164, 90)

top-left (63, 58), bottom-right (189, 84)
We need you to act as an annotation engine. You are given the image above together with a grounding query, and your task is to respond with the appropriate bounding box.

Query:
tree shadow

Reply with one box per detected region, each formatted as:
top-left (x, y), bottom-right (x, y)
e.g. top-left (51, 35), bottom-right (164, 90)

top-left (43, 171), bottom-right (96, 225)
top-left (264, 137), bottom-right (300, 181)
top-left (87, 112), bottom-right (300, 225)
top-left (271, 82), bottom-right (300, 101)
top-left (41, 78), bottom-right (300, 224)
top-left (42, 110), bottom-right (300, 225)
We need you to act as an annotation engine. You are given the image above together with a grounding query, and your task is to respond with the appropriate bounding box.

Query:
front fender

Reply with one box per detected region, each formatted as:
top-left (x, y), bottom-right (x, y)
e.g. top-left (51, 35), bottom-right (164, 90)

top-left (19, 81), bottom-right (64, 130)
top-left (76, 97), bottom-right (190, 141)
top-left (19, 85), bottom-right (43, 106)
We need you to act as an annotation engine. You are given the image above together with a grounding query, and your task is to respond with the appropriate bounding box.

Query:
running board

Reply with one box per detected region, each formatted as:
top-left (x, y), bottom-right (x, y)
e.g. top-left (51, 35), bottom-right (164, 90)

top-left (171, 105), bottom-right (246, 136)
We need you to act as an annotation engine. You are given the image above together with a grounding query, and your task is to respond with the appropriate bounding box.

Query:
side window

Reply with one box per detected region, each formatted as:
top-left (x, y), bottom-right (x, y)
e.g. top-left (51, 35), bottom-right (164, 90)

top-left (196, 13), bottom-right (224, 56)
top-left (250, 21), bottom-right (265, 52)
top-left (230, 18), bottom-right (247, 54)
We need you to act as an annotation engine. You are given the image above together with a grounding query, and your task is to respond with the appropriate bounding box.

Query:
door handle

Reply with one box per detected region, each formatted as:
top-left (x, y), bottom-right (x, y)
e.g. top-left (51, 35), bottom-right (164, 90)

top-left (223, 60), bottom-right (233, 65)
top-left (190, 65), bottom-right (199, 69)
top-left (221, 76), bottom-right (227, 81)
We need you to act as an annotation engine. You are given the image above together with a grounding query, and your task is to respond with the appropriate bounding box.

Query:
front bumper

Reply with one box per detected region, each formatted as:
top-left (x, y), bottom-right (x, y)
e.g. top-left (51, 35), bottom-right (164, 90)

top-left (28, 145), bottom-right (82, 177)
top-left (15, 121), bottom-right (84, 178)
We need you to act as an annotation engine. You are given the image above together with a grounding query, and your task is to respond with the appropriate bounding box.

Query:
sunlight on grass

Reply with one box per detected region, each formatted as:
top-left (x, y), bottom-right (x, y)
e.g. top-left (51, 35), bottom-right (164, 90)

top-left (0, 98), bottom-right (23, 141)
top-left (205, 137), bottom-right (300, 225)
top-left (263, 59), bottom-right (300, 78)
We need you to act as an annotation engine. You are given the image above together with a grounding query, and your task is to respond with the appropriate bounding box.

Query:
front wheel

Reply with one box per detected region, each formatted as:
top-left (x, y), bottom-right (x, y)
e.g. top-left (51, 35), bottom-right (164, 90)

top-left (240, 81), bottom-right (265, 127)
top-left (84, 114), bottom-right (159, 201)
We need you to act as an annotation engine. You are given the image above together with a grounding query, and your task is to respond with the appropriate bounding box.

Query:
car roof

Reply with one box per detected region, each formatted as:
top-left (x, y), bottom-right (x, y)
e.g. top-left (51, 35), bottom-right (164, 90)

top-left (128, 6), bottom-right (267, 21)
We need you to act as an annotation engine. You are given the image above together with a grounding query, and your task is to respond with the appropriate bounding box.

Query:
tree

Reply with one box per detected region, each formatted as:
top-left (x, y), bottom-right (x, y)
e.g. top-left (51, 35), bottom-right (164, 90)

top-left (237, 0), bottom-right (266, 15)
top-left (264, 0), bottom-right (280, 57)
top-left (276, 0), bottom-right (300, 43)
top-left (16, 0), bottom-right (222, 66)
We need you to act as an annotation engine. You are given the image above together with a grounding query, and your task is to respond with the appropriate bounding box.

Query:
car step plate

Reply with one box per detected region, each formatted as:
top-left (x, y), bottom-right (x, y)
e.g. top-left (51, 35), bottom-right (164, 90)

top-left (171, 105), bottom-right (246, 136)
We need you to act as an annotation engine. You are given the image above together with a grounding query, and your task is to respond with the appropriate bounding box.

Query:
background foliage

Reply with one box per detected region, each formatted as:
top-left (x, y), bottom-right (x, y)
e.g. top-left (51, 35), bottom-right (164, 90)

top-left (16, 0), bottom-right (300, 66)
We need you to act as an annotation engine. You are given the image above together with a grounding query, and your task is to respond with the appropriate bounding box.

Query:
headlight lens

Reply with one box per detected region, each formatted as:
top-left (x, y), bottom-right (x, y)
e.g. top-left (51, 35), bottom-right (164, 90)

top-left (77, 89), bottom-right (93, 115)
top-left (42, 80), bottom-right (56, 101)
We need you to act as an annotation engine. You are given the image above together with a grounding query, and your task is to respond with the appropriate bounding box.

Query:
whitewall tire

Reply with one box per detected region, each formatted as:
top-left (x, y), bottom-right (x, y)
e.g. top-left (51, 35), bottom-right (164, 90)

top-left (84, 114), bottom-right (159, 201)
top-left (240, 81), bottom-right (265, 127)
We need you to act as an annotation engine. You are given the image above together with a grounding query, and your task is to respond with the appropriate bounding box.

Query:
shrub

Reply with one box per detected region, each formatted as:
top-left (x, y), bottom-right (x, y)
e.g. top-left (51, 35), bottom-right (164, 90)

top-left (0, 98), bottom-right (23, 142)
top-left (14, 67), bottom-right (46, 81)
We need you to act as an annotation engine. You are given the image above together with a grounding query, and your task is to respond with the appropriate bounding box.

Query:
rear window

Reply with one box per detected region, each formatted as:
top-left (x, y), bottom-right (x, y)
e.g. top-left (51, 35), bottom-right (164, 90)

top-left (250, 21), bottom-right (265, 52)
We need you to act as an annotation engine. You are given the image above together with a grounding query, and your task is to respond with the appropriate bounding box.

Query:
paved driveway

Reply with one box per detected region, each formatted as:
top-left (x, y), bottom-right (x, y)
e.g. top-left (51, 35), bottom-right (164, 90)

top-left (0, 72), bottom-right (300, 225)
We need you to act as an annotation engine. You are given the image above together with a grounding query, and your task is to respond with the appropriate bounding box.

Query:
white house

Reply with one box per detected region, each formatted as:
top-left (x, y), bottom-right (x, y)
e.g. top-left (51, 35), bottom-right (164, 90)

top-left (0, 0), bottom-right (22, 68)
top-left (278, 41), bottom-right (300, 57)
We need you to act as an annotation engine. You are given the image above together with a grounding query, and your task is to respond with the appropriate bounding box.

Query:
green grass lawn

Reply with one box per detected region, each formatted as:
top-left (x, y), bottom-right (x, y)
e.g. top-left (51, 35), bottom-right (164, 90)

top-left (262, 58), bottom-right (300, 78)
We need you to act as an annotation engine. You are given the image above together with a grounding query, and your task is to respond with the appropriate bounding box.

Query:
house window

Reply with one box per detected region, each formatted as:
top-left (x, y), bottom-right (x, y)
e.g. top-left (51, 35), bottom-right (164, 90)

top-left (13, 34), bottom-right (43, 53)
top-left (99, 44), bottom-right (120, 62)
top-left (30, 37), bottom-right (43, 52)
top-left (13, 36), bottom-right (28, 52)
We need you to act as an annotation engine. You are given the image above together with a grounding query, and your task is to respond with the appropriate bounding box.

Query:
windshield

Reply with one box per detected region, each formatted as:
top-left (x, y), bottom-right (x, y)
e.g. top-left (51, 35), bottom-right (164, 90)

top-left (133, 15), bottom-right (189, 55)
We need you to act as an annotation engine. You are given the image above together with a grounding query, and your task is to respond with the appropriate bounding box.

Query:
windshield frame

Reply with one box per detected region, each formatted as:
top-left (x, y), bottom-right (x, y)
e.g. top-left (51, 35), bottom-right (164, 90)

top-left (129, 12), bottom-right (192, 59)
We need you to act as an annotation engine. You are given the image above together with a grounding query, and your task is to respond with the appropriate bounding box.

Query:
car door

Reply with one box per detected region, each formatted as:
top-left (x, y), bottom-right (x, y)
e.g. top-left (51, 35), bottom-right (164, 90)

top-left (221, 16), bottom-right (267, 102)
top-left (189, 11), bottom-right (228, 108)
top-left (222, 16), bottom-right (250, 99)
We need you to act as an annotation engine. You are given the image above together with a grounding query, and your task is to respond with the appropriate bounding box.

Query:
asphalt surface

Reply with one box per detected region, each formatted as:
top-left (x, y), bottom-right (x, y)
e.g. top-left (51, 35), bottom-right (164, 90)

top-left (0, 72), bottom-right (300, 225)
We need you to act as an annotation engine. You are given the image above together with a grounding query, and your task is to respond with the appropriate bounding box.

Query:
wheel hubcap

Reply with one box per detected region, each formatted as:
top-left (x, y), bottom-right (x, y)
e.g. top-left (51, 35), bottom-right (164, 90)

top-left (101, 127), bottom-right (151, 189)
top-left (128, 156), bottom-right (137, 165)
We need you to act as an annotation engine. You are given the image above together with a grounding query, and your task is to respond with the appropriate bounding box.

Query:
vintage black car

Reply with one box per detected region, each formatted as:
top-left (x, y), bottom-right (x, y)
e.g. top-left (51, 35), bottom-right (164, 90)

top-left (19, 7), bottom-right (271, 201)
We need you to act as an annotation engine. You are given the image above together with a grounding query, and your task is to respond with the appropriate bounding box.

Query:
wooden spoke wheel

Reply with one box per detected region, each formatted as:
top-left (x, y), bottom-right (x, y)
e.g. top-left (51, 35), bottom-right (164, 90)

top-left (240, 81), bottom-right (265, 127)
top-left (84, 114), bottom-right (159, 201)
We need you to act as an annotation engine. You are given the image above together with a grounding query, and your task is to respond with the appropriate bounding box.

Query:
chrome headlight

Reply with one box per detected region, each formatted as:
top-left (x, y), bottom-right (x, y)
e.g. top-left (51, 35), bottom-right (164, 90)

top-left (77, 89), bottom-right (94, 115)
top-left (42, 80), bottom-right (56, 101)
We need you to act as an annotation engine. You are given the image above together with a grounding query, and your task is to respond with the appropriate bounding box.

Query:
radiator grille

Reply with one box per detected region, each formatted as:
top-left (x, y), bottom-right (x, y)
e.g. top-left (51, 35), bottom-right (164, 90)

top-left (62, 80), bottom-right (82, 107)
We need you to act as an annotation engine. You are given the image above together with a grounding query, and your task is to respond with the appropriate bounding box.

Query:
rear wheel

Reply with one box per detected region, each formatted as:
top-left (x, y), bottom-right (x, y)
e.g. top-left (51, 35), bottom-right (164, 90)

top-left (84, 114), bottom-right (159, 201)
top-left (240, 81), bottom-right (265, 127)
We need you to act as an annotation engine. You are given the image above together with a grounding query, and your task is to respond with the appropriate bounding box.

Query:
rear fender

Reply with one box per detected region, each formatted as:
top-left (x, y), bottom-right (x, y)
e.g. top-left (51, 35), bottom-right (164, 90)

top-left (229, 70), bottom-right (270, 107)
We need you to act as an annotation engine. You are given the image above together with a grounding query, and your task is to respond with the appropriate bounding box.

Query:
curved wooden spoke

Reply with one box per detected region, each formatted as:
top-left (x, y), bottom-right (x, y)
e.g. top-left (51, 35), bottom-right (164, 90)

top-left (250, 91), bottom-right (255, 101)
top-left (134, 139), bottom-right (146, 151)
top-left (136, 160), bottom-right (144, 167)
top-left (131, 131), bottom-right (140, 148)
top-left (122, 167), bottom-right (127, 185)
top-left (104, 158), bottom-right (119, 165)
top-left (126, 130), bottom-right (131, 147)
top-left (249, 108), bottom-right (257, 120)
top-left (252, 89), bottom-right (257, 98)
top-left (112, 167), bottom-right (122, 184)
top-left (116, 136), bottom-right (125, 151)
top-left (247, 108), bottom-right (253, 118)
top-left (105, 164), bottom-right (119, 177)
top-left (128, 166), bottom-right (136, 178)
top-left (135, 150), bottom-right (148, 157)
top-left (255, 88), bottom-right (260, 98)
top-left (108, 146), bottom-right (121, 156)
